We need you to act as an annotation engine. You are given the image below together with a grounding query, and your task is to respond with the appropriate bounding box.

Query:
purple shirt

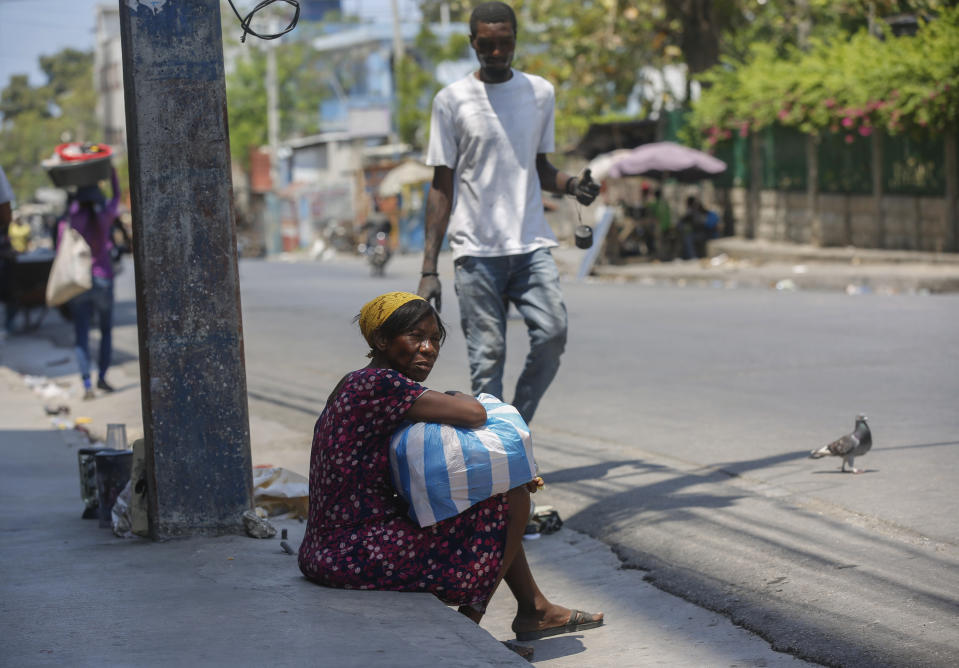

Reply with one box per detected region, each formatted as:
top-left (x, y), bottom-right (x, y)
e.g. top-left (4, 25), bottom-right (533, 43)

top-left (61, 170), bottom-right (120, 280)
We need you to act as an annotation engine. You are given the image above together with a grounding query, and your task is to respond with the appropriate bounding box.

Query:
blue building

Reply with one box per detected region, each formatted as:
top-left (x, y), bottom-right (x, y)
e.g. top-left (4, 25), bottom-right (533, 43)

top-left (300, 1), bottom-right (342, 22)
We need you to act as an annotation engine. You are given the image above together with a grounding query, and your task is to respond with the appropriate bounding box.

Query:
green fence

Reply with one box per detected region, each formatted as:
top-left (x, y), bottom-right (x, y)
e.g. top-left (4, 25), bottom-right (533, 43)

top-left (711, 125), bottom-right (946, 196)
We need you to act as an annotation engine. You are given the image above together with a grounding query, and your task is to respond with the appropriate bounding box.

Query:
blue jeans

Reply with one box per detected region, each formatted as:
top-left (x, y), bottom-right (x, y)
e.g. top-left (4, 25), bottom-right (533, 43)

top-left (453, 248), bottom-right (567, 424)
top-left (70, 276), bottom-right (114, 388)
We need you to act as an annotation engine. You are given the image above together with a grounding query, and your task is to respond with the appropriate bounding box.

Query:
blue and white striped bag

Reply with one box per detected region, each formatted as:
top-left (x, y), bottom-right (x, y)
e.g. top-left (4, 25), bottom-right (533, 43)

top-left (389, 393), bottom-right (538, 528)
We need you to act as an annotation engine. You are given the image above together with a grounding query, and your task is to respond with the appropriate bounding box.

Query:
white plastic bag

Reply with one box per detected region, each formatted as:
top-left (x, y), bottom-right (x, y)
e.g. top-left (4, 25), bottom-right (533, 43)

top-left (252, 467), bottom-right (309, 519)
top-left (389, 394), bottom-right (538, 528)
top-left (111, 480), bottom-right (134, 538)
top-left (46, 225), bottom-right (92, 306)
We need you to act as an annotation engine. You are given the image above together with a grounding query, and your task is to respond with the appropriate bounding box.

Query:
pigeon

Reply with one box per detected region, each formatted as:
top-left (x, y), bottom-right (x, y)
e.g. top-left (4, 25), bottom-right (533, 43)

top-left (810, 414), bottom-right (872, 473)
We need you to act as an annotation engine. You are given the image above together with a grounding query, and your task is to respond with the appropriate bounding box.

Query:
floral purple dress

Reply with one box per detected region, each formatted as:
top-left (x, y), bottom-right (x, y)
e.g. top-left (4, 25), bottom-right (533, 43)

top-left (298, 367), bottom-right (509, 607)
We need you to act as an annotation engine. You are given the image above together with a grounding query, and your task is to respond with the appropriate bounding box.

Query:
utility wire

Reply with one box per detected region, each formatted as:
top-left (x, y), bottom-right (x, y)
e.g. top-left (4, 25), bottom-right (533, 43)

top-left (224, 0), bottom-right (300, 43)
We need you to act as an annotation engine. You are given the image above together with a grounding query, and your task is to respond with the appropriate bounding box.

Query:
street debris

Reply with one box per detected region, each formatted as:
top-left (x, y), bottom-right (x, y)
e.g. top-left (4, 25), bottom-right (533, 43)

top-left (525, 504), bottom-right (564, 540)
top-left (242, 509), bottom-right (277, 539)
top-left (111, 480), bottom-right (135, 538)
top-left (23, 374), bottom-right (72, 401)
top-left (252, 466), bottom-right (309, 519)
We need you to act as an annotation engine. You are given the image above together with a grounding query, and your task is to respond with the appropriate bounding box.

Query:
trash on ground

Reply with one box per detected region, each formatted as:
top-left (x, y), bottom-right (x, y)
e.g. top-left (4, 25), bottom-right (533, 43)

top-left (44, 404), bottom-right (70, 416)
top-left (792, 264), bottom-right (809, 274)
top-left (243, 509), bottom-right (277, 539)
top-left (709, 253), bottom-right (729, 267)
top-left (129, 439), bottom-right (150, 538)
top-left (775, 279), bottom-right (797, 291)
top-left (23, 374), bottom-right (72, 400)
top-left (50, 417), bottom-right (75, 430)
top-left (111, 480), bottom-right (135, 538)
top-left (846, 284), bottom-right (872, 295)
top-left (77, 446), bottom-right (104, 519)
top-left (524, 504), bottom-right (563, 539)
top-left (252, 466), bottom-right (309, 519)
top-left (531, 505), bottom-right (564, 535)
top-left (95, 449), bottom-right (133, 529)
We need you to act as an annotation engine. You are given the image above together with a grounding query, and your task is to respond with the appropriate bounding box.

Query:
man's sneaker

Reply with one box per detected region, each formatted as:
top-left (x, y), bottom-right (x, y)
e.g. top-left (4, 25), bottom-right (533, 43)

top-left (82, 389), bottom-right (95, 401)
top-left (96, 379), bottom-right (115, 393)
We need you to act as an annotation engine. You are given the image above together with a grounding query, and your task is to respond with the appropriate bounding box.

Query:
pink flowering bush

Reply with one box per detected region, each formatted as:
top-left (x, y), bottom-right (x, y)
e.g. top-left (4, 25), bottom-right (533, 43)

top-left (687, 7), bottom-right (959, 143)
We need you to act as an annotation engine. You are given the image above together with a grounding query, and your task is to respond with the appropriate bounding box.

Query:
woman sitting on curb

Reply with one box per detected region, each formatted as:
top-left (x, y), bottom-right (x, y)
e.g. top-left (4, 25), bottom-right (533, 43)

top-left (298, 291), bottom-right (603, 653)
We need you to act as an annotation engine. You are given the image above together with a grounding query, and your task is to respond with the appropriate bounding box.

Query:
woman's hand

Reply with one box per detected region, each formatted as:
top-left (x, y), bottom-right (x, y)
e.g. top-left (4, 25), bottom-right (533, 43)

top-left (525, 476), bottom-right (544, 494)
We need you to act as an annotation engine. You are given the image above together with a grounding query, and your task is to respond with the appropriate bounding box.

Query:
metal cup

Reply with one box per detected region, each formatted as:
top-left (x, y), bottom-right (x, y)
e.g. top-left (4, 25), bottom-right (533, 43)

top-left (575, 225), bottom-right (593, 249)
top-left (106, 423), bottom-right (127, 450)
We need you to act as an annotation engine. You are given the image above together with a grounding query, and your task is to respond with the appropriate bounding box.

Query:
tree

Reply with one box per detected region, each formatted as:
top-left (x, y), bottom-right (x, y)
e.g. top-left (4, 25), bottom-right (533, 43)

top-left (394, 23), bottom-right (470, 149)
top-left (0, 48), bottom-right (98, 204)
top-left (688, 4), bottom-right (959, 142)
top-left (225, 36), bottom-right (333, 171)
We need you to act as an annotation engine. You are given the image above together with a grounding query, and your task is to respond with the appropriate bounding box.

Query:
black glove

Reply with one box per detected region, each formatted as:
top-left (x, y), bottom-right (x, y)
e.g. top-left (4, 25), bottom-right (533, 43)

top-left (566, 168), bottom-right (601, 206)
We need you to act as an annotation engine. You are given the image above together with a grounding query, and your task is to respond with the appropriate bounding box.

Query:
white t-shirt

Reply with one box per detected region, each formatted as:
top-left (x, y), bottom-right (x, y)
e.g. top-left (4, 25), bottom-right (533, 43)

top-left (426, 70), bottom-right (557, 259)
top-left (0, 166), bottom-right (13, 206)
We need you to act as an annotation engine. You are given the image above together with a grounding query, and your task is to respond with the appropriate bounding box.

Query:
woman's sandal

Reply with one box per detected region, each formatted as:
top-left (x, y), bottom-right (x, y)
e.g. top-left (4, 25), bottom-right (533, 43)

top-left (514, 609), bottom-right (604, 641)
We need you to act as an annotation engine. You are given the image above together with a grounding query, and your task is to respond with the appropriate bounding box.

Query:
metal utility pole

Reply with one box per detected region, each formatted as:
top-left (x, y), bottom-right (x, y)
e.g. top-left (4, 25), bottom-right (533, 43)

top-left (119, 0), bottom-right (253, 538)
top-left (390, 0), bottom-right (406, 62)
top-left (266, 19), bottom-right (280, 194)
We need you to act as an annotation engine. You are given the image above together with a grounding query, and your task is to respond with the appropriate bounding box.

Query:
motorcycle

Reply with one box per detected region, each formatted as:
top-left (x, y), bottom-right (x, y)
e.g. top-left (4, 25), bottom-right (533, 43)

top-left (358, 219), bottom-right (392, 277)
top-left (367, 230), bottom-right (391, 277)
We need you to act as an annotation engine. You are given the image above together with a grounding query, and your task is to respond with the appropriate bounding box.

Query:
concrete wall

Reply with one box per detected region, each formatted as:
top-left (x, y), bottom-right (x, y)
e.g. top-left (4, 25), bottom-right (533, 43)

top-left (723, 187), bottom-right (953, 252)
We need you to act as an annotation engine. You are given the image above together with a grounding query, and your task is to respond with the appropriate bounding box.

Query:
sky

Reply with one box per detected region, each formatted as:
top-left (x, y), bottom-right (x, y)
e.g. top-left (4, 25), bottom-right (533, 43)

top-left (0, 0), bottom-right (421, 87)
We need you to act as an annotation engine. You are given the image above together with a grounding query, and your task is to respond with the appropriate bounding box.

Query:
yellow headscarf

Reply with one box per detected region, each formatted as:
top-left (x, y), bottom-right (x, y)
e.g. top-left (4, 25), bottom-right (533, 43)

top-left (359, 291), bottom-right (426, 348)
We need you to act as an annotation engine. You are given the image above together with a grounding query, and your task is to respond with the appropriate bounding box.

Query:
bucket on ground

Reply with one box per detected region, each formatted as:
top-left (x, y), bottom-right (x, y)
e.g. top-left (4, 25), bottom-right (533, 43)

top-left (94, 449), bottom-right (133, 529)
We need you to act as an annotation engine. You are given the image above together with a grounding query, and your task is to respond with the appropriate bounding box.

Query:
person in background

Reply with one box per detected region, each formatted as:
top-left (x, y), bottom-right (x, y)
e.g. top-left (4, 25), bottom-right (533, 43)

top-left (648, 188), bottom-right (673, 260)
top-left (417, 1), bottom-right (600, 424)
top-left (63, 167), bottom-right (121, 399)
top-left (7, 213), bottom-right (31, 253)
top-left (0, 166), bottom-right (16, 333)
top-left (701, 200), bottom-right (720, 255)
top-left (638, 184), bottom-right (658, 257)
top-left (677, 195), bottom-right (705, 260)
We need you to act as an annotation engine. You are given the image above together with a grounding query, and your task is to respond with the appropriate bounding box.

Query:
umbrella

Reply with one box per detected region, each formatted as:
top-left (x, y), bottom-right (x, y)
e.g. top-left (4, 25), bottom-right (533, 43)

top-left (607, 141), bottom-right (726, 182)
top-left (377, 160), bottom-right (434, 197)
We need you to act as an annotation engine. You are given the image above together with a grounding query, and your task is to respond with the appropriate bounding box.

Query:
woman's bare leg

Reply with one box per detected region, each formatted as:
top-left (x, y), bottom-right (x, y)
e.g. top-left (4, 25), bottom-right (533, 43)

top-left (503, 545), bottom-right (602, 635)
top-left (459, 486), bottom-right (531, 623)
top-left (461, 487), bottom-right (602, 634)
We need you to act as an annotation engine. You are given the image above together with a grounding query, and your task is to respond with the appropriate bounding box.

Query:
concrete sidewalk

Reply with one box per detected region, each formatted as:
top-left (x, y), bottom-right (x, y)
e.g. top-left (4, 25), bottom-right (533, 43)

top-left (553, 237), bottom-right (959, 294)
top-left (0, 319), bottom-right (818, 666)
top-left (313, 235), bottom-right (959, 294)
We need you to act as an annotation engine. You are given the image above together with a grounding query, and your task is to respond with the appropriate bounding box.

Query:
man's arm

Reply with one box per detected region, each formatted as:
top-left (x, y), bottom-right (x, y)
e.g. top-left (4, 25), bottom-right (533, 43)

top-left (106, 167), bottom-right (121, 212)
top-left (535, 154), bottom-right (600, 205)
top-left (417, 166), bottom-right (454, 311)
top-left (535, 154), bottom-right (571, 194)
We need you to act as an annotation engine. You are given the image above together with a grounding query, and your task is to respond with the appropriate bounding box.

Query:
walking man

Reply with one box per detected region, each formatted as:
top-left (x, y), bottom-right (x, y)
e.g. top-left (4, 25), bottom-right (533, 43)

top-left (417, 1), bottom-right (600, 423)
